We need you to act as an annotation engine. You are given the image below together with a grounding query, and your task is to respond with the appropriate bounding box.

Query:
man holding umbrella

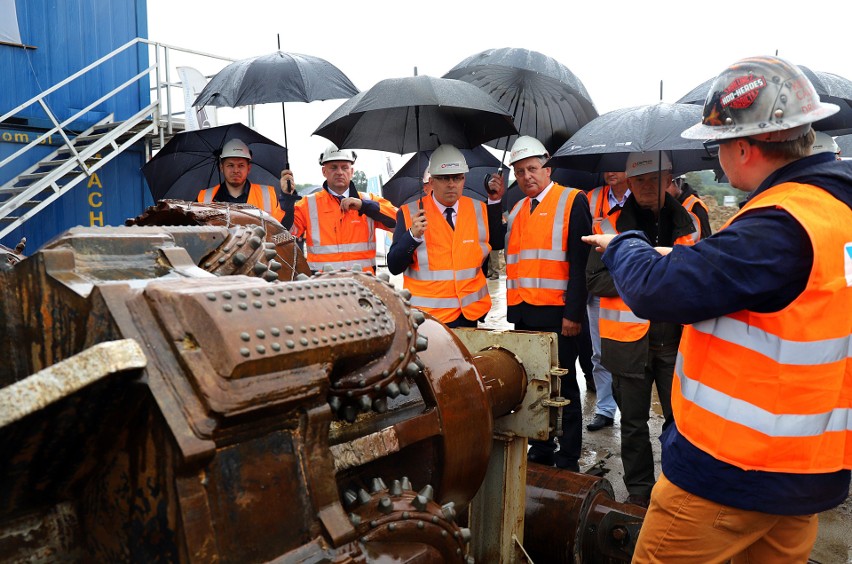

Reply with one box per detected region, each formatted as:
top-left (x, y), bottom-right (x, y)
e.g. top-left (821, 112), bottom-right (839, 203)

top-left (280, 144), bottom-right (397, 273)
top-left (586, 150), bottom-right (695, 508)
top-left (387, 145), bottom-right (503, 328)
top-left (584, 56), bottom-right (852, 561)
top-left (505, 135), bottom-right (593, 472)
top-left (197, 138), bottom-right (286, 222)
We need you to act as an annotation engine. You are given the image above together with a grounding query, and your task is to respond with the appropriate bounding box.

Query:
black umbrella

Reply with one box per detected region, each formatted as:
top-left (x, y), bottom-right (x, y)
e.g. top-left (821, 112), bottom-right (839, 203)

top-left (443, 47), bottom-right (598, 155)
top-left (192, 50), bottom-right (359, 177)
top-left (142, 123), bottom-right (287, 201)
top-left (677, 66), bottom-right (852, 135)
top-left (313, 75), bottom-right (517, 154)
top-left (547, 103), bottom-right (717, 175)
top-left (382, 146), bottom-right (501, 207)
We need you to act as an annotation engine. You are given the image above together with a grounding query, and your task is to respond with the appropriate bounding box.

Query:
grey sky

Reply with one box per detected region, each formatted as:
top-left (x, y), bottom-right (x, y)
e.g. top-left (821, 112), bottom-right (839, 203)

top-left (147, 0), bottom-right (851, 184)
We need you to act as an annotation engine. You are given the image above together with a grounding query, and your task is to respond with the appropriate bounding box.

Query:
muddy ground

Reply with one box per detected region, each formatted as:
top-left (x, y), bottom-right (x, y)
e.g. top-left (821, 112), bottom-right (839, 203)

top-left (381, 267), bottom-right (852, 563)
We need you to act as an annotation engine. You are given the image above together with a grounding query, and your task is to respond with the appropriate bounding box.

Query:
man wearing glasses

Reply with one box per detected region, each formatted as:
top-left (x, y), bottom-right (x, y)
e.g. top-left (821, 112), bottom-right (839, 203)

top-left (280, 144), bottom-right (397, 273)
top-left (584, 56), bottom-right (852, 562)
top-left (387, 144), bottom-right (504, 328)
top-left (506, 135), bottom-right (593, 472)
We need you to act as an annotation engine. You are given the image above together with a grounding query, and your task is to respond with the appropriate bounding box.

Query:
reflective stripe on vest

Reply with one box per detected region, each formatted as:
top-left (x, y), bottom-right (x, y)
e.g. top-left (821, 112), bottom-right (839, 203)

top-left (505, 184), bottom-right (577, 306)
top-left (589, 185), bottom-right (618, 235)
top-left (598, 295), bottom-right (650, 342)
top-left (674, 181), bottom-right (852, 472)
top-left (401, 197), bottom-right (491, 322)
top-left (303, 191), bottom-right (377, 271)
top-left (682, 193), bottom-right (704, 242)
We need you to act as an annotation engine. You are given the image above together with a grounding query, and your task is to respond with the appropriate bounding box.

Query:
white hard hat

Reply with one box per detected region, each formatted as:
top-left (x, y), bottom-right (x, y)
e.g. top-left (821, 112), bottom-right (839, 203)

top-left (220, 138), bottom-right (251, 161)
top-left (625, 151), bottom-right (672, 178)
top-left (508, 136), bottom-right (548, 165)
top-left (682, 56), bottom-right (839, 142)
top-left (811, 131), bottom-right (839, 155)
top-left (319, 143), bottom-right (357, 164)
top-left (428, 144), bottom-right (469, 175)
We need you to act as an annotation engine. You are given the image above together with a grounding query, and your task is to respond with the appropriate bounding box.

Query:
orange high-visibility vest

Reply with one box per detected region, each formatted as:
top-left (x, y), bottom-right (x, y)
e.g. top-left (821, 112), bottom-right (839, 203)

top-left (597, 205), bottom-right (694, 343)
top-left (291, 190), bottom-right (395, 272)
top-left (588, 185), bottom-right (620, 235)
top-left (682, 193), bottom-right (709, 243)
top-left (198, 183), bottom-right (284, 222)
top-left (400, 197), bottom-right (491, 323)
top-left (674, 182), bottom-right (852, 473)
top-left (506, 183), bottom-right (579, 306)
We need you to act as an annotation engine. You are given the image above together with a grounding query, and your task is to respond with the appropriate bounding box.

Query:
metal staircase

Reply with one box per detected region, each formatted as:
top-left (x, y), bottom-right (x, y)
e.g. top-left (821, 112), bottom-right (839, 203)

top-left (0, 38), bottom-right (242, 242)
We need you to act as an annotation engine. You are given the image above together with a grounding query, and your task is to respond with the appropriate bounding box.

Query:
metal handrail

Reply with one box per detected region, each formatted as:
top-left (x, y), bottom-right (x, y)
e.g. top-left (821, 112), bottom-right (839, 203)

top-left (0, 36), bottom-right (252, 238)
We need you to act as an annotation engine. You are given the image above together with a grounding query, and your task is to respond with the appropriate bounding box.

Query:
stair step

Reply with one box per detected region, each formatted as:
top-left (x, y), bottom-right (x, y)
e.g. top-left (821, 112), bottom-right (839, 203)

top-left (73, 132), bottom-right (110, 144)
top-left (55, 148), bottom-right (105, 160)
top-left (17, 169), bottom-right (78, 182)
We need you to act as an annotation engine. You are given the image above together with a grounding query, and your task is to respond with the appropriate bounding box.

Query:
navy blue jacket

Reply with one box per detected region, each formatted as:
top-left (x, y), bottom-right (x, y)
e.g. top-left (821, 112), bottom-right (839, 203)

top-left (601, 152), bottom-right (852, 514)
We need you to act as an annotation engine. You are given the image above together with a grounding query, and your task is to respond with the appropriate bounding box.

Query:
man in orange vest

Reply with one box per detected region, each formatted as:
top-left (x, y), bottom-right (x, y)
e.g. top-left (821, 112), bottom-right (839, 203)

top-left (666, 176), bottom-right (712, 241)
top-left (279, 143), bottom-right (397, 273)
top-left (585, 171), bottom-right (630, 432)
top-left (586, 150), bottom-right (696, 509)
top-left (197, 138), bottom-right (285, 222)
top-left (584, 56), bottom-right (852, 562)
top-left (505, 135), bottom-right (593, 472)
top-left (387, 145), bottom-right (504, 327)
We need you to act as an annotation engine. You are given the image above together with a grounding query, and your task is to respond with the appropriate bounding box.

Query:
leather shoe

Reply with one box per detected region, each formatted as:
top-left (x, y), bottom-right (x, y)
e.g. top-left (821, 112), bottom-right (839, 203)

top-left (586, 414), bottom-right (614, 431)
top-left (526, 451), bottom-right (555, 466)
top-left (625, 494), bottom-right (650, 509)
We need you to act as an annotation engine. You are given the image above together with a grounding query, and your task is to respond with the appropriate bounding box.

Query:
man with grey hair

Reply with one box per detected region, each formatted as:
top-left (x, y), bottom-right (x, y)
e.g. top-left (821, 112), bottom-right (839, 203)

top-left (586, 150), bottom-right (696, 508)
top-left (505, 135), bottom-right (592, 472)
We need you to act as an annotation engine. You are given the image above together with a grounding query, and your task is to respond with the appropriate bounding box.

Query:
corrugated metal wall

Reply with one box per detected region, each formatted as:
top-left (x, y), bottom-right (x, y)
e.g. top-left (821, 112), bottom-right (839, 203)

top-left (0, 0), bottom-right (152, 251)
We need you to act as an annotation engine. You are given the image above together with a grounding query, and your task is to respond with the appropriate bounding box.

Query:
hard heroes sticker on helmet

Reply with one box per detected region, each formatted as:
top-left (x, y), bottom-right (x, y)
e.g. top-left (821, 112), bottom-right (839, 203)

top-left (720, 74), bottom-right (766, 109)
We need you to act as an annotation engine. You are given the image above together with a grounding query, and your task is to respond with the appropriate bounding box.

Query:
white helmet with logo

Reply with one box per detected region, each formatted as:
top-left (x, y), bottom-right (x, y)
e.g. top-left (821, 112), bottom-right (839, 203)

top-left (811, 131), bottom-right (839, 155)
top-left (508, 136), bottom-right (548, 165)
top-left (427, 144), bottom-right (469, 175)
top-left (625, 151), bottom-right (673, 178)
top-left (319, 143), bottom-right (357, 164)
top-left (220, 138), bottom-right (252, 161)
top-left (682, 56), bottom-right (839, 142)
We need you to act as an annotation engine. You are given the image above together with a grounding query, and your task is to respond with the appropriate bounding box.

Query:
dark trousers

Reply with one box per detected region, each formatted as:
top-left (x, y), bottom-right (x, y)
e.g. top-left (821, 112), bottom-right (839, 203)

top-left (446, 316), bottom-right (478, 329)
top-left (577, 309), bottom-right (593, 380)
top-left (517, 321), bottom-right (582, 468)
top-left (612, 342), bottom-right (676, 497)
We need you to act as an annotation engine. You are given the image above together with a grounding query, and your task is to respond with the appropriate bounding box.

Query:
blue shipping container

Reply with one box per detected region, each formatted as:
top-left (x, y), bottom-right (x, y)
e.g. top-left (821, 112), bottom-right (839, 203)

top-left (0, 0), bottom-right (151, 251)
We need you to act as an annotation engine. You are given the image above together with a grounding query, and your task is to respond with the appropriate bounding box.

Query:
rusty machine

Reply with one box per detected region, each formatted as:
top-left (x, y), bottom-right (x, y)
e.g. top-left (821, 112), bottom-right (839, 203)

top-left (0, 202), bottom-right (644, 562)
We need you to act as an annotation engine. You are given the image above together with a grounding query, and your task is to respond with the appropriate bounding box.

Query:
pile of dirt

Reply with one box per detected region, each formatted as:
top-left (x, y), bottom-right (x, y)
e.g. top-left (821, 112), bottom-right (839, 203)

top-left (703, 196), bottom-right (737, 233)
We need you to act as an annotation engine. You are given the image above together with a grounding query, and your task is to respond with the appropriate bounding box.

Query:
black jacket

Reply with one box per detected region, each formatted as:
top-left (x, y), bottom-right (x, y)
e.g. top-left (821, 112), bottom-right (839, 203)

top-left (587, 192), bottom-right (695, 376)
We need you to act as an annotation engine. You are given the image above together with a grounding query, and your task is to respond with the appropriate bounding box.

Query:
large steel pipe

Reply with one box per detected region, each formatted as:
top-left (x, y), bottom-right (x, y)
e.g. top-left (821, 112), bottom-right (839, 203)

top-left (524, 464), bottom-right (646, 563)
top-left (471, 346), bottom-right (527, 419)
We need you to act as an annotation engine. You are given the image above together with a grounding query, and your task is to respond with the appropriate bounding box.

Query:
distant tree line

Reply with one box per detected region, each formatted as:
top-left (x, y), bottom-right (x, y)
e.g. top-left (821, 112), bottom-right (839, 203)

top-left (682, 170), bottom-right (744, 207)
